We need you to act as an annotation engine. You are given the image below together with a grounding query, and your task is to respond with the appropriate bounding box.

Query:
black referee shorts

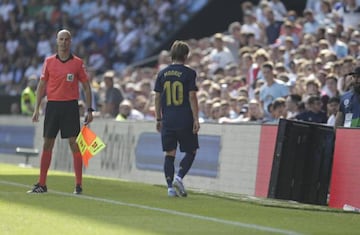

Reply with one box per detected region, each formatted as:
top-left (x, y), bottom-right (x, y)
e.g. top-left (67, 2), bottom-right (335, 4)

top-left (44, 100), bottom-right (80, 138)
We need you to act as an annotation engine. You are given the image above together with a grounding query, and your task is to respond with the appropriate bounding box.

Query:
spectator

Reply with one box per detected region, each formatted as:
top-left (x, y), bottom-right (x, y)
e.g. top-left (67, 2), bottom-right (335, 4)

top-left (295, 95), bottom-right (328, 123)
top-left (0, 64), bottom-right (13, 94)
top-left (322, 73), bottom-right (340, 109)
top-left (259, 62), bottom-right (289, 118)
top-left (157, 50), bottom-right (171, 71)
top-left (20, 75), bottom-right (37, 115)
top-left (270, 0), bottom-right (288, 22)
top-left (240, 52), bottom-right (258, 99)
top-left (208, 83), bottom-right (222, 100)
top-left (255, 0), bottom-right (271, 27)
top-left (133, 95), bottom-right (150, 115)
top-left (227, 95), bottom-right (239, 119)
top-left (60, 0), bottom-right (76, 18)
top-left (138, 78), bottom-right (153, 99)
top-left (276, 21), bottom-right (300, 47)
top-left (5, 32), bottom-right (19, 56)
top-left (36, 33), bottom-right (52, 58)
top-left (241, 10), bottom-right (263, 43)
top-left (348, 40), bottom-right (360, 58)
top-left (0, 0), bottom-right (15, 22)
top-left (253, 48), bottom-right (270, 81)
top-left (202, 99), bottom-right (214, 122)
top-left (327, 96), bottom-right (340, 126)
top-left (115, 99), bottom-right (144, 121)
top-left (306, 0), bottom-right (322, 14)
top-left (87, 41), bottom-right (106, 73)
top-left (272, 97), bottom-right (287, 122)
top-left (198, 97), bottom-right (208, 122)
top-left (24, 57), bottom-right (42, 79)
top-left (207, 33), bottom-right (235, 74)
top-left (219, 96), bottom-right (249, 123)
top-left (101, 70), bottom-right (124, 118)
top-left (285, 94), bottom-right (302, 119)
top-left (303, 9), bottom-right (320, 35)
top-left (223, 21), bottom-right (242, 63)
top-left (115, 24), bottom-right (140, 64)
top-left (316, 0), bottom-right (339, 28)
top-left (209, 102), bottom-right (222, 123)
top-left (18, 29), bottom-right (37, 56)
top-left (303, 78), bottom-right (322, 101)
top-left (335, 66), bottom-right (360, 127)
top-left (243, 99), bottom-right (264, 122)
top-left (79, 68), bottom-right (100, 114)
top-left (264, 7), bottom-right (283, 45)
top-left (219, 99), bottom-right (231, 118)
top-left (336, 0), bottom-right (360, 30)
top-left (34, 11), bottom-right (52, 36)
top-left (325, 28), bottom-right (348, 58)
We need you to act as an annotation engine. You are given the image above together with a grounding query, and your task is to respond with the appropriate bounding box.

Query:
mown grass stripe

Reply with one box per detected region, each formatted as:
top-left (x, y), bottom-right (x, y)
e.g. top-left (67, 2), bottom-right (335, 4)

top-left (0, 180), bottom-right (302, 235)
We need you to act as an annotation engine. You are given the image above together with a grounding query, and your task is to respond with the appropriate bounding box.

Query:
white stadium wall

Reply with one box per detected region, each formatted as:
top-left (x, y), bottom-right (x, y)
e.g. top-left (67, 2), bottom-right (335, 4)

top-left (0, 116), bottom-right (263, 196)
top-left (3, 116), bottom-right (359, 209)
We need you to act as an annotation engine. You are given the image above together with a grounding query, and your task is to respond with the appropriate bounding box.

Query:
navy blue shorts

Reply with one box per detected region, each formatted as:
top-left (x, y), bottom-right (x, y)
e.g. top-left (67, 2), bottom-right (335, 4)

top-left (161, 128), bottom-right (199, 152)
top-left (44, 100), bottom-right (80, 138)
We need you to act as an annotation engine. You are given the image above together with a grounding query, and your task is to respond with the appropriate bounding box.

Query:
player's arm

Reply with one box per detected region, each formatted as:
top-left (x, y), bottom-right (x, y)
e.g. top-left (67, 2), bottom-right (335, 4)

top-left (32, 79), bottom-right (46, 122)
top-left (154, 92), bottom-right (162, 132)
top-left (189, 90), bottom-right (200, 133)
top-left (82, 80), bottom-right (93, 125)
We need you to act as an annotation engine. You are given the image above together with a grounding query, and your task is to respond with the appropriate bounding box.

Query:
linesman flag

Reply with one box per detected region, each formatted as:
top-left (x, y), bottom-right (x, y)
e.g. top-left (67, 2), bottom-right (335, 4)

top-left (76, 125), bottom-right (106, 167)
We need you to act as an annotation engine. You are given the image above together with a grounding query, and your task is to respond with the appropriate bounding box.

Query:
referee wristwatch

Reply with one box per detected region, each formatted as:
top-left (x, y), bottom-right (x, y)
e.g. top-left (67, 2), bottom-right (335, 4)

top-left (87, 108), bottom-right (95, 112)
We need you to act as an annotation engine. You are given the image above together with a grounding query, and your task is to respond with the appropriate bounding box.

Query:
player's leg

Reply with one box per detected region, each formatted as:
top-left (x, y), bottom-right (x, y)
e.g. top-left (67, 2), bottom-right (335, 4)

top-left (174, 130), bottom-right (199, 197)
top-left (164, 150), bottom-right (177, 197)
top-left (61, 100), bottom-right (82, 194)
top-left (177, 130), bottom-right (199, 179)
top-left (38, 137), bottom-right (56, 186)
top-left (177, 151), bottom-right (196, 179)
top-left (28, 101), bottom-right (59, 193)
top-left (68, 136), bottom-right (82, 194)
top-left (161, 129), bottom-right (178, 197)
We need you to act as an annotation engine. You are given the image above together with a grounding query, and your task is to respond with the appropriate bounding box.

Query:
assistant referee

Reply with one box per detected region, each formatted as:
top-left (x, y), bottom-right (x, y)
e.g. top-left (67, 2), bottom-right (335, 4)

top-left (28, 29), bottom-right (94, 194)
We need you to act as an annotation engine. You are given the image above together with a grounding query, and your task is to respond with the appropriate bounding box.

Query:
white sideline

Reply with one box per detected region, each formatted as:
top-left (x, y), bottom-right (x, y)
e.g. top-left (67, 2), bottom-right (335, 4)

top-left (1, 180), bottom-right (302, 235)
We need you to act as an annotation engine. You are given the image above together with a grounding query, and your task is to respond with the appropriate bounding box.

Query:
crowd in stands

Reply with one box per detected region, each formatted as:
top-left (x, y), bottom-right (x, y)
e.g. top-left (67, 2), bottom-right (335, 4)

top-left (0, 0), bottom-right (207, 96)
top-left (4, 0), bottom-right (360, 127)
top-left (190, 0), bottom-right (360, 126)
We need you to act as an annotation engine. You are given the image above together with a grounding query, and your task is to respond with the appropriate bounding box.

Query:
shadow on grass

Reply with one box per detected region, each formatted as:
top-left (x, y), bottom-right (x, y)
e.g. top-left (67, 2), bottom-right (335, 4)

top-left (1, 165), bottom-right (359, 235)
top-left (1, 172), bottom-right (195, 235)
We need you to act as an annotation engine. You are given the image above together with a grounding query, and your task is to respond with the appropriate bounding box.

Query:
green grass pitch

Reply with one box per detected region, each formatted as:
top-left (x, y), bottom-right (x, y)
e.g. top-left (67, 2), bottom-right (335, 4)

top-left (0, 163), bottom-right (359, 235)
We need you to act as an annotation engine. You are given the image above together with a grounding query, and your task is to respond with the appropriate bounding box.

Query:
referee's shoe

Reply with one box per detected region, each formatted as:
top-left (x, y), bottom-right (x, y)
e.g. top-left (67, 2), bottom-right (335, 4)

top-left (73, 184), bottom-right (82, 194)
top-left (27, 183), bottom-right (47, 193)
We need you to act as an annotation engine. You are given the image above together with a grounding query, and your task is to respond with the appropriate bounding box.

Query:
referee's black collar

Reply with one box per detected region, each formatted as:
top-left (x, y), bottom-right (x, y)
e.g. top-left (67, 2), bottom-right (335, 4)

top-left (56, 53), bottom-right (74, 63)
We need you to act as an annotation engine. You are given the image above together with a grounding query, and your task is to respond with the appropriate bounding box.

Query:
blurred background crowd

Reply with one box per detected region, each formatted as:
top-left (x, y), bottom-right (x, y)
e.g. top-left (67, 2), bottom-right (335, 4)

top-left (2, 0), bottom-right (360, 126)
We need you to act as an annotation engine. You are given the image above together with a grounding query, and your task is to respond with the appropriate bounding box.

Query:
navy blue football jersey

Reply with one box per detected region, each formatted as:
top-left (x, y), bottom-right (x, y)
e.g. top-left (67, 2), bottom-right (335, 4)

top-left (154, 64), bottom-right (198, 130)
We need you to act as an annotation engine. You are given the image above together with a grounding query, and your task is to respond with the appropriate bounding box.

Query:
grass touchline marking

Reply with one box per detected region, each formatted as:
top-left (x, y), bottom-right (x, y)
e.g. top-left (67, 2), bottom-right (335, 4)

top-left (0, 180), bottom-right (302, 235)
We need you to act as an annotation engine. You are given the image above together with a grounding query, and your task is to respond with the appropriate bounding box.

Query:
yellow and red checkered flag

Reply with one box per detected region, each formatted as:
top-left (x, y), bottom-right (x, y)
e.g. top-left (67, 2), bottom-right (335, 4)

top-left (76, 126), bottom-right (106, 167)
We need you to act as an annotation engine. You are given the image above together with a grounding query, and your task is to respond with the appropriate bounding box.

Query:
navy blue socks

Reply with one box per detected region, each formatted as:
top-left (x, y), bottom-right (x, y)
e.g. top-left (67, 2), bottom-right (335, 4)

top-left (178, 152), bottom-right (195, 179)
top-left (164, 155), bottom-right (175, 188)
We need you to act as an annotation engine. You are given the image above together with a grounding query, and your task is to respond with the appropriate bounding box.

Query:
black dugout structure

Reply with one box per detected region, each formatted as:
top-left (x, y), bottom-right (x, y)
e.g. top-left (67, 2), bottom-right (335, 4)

top-left (268, 119), bottom-right (335, 205)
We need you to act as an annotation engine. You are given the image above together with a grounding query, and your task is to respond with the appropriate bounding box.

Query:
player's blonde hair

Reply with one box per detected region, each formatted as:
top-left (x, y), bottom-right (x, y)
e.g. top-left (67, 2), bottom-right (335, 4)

top-left (170, 40), bottom-right (190, 62)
